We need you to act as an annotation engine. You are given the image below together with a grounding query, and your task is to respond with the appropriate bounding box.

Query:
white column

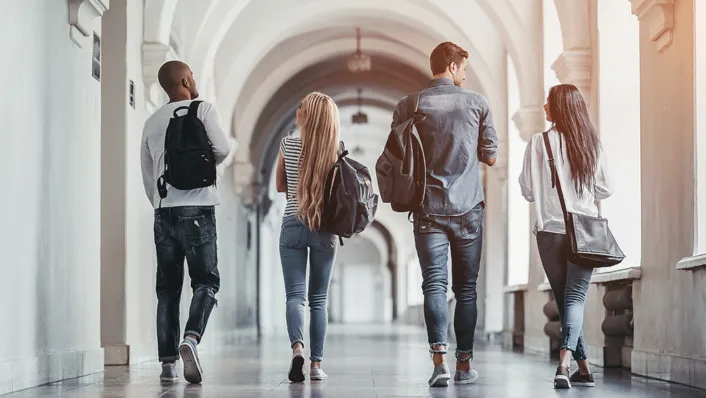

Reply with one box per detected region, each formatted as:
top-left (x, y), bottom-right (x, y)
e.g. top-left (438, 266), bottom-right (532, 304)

top-left (506, 54), bottom-right (531, 288)
top-left (100, 0), bottom-right (129, 365)
top-left (595, 0), bottom-right (641, 273)
top-left (483, 167), bottom-right (508, 335)
top-left (101, 0), bottom-right (158, 365)
top-left (544, 0), bottom-right (564, 96)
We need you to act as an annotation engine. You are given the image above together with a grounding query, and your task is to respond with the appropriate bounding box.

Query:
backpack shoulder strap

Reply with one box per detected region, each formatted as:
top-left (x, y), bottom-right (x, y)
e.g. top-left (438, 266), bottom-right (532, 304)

top-left (188, 100), bottom-right (203, 117)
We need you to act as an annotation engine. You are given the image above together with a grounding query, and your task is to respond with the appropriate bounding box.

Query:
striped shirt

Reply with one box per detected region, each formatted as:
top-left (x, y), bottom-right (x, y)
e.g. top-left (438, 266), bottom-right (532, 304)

top-left (280, 136), bottom-right (303, 218)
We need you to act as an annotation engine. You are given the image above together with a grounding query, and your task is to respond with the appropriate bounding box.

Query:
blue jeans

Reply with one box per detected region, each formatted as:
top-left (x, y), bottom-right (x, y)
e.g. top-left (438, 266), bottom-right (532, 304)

top-left (537, 231), bottom-right (593, 360)
top-left (154, 206), bottom-right (219, 362)
top-left (413, 203), bottom-right (484, 359)
top-left (279, 216), bottom-right (337, 362)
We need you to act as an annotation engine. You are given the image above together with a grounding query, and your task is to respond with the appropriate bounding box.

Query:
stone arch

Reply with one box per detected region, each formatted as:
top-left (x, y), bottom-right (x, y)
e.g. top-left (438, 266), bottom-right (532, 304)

top-left (214, 0), bottom-right (499, 140)
top-left (472, 0), bottom-right (544, 108)
top-left (143, 0), bottom-right (179, 45)
top-left (369, 220), bottom-right (399, 320)
top-left (233, 36), bottom-right (433, 151)
top-left (553, 0), bottom-right (591, 51)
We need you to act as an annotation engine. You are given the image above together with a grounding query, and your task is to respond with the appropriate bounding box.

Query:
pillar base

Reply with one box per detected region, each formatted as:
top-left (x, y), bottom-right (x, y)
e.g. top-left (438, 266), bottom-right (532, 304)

top-left (103, 344), bottom-right (129, 366)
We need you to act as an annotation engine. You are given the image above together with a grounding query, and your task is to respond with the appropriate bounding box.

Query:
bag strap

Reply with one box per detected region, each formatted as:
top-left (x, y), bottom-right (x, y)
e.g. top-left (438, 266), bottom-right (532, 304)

top-left (338, 141), bottom-right (348, 160)
top-left (188, 100), bottom-right (203, 116)
top-left (541, 131), bottom-right (570, 224)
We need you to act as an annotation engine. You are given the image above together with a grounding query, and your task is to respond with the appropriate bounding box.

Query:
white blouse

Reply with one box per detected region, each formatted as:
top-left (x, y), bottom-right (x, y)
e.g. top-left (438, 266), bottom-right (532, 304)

top-left (518, 129), bottom-right (614, 234)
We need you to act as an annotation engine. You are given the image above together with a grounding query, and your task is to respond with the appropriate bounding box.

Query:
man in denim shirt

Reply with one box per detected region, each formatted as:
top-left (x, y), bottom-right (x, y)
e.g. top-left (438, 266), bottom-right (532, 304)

top-left (391, 42), bottom-right (498, 387)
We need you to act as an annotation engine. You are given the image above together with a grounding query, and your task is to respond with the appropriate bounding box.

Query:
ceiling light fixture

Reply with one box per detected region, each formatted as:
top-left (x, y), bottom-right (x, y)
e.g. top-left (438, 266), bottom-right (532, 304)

top-left (351, 88), bottom-right (368, 125)
top-left (347, 27), bottom-right (371, 73)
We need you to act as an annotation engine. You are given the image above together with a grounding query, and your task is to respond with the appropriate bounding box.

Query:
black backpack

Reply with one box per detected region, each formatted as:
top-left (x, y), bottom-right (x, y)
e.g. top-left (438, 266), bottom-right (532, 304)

top-left (323, 143), bottom-right (379, 245)
top-left (157, 100), bottom-right (216, 199)
top-left (375, 91), bottom-right (427, 215)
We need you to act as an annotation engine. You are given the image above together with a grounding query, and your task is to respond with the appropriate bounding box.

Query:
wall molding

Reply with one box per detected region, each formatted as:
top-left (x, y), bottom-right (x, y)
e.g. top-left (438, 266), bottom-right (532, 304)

top-left (630, 0), bottom-right (675, 53)
top-left (591, 267), bottom-right (642, 284)
top-left (632, 349), bottom-right (706, 389)
top-left (676, 253), bottom-right (706, 271)
top-left (68, 0), bottom-right (109, 48)
top-left (503, 284), bottom-right (528, 293)
top-left (0, 347), bottom-right (104, 394)
top-left (537, 282), bottom-right (552, 292)
top-left (512, 107), bottom-right (546, 142)
top-left (551, 48), bottom-right (592, 99)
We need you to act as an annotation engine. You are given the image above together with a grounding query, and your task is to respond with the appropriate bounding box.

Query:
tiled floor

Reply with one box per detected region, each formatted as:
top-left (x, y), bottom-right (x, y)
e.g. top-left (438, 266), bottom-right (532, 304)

top-left (6, 325), bottom-right (706, 397)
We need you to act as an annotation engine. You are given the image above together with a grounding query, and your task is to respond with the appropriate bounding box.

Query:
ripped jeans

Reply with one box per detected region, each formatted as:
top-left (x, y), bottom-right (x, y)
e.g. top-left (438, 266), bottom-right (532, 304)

top-left (537, 231), bottom-right (593, 361)
top-left (154, 206), bottom-right (220, 362)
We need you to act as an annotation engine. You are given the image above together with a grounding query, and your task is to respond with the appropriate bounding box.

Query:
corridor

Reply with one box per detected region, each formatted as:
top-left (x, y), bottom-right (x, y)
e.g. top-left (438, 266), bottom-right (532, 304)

top-left (4, 0), bottom-right (706, 396)
top-left (6, 326), bottom-right (703, 398)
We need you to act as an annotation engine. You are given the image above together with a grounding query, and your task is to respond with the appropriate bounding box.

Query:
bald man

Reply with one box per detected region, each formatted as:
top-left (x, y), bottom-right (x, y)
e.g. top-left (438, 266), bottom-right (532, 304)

top-left (140, 61), bottom-right (231, 384)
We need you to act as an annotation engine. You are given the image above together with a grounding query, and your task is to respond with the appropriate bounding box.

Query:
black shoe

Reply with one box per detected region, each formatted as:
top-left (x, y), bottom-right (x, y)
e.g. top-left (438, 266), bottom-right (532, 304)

top-left (554, 366), bottom-right (571, 389)
top-left (288, 352), bottom-right (305, 383)
top-left (570, 370), bottom-right (595, 387)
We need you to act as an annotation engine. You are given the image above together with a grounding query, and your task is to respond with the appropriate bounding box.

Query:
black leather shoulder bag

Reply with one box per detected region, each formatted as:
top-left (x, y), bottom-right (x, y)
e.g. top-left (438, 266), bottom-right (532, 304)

top-left (541, 131), bottom-right (625, 268)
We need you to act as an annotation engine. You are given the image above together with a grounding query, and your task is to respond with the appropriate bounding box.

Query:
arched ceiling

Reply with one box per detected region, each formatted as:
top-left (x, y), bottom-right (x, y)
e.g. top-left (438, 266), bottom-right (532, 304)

top-left (148, 0), bottom-right (545, 141)
top-left (250, 54), bottom-right (435, 185)
top-left (147, 0), bottom-right (538, 196)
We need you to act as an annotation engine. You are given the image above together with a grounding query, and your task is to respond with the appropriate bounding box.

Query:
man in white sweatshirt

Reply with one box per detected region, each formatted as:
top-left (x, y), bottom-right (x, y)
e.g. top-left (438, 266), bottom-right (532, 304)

top-left (140, 61), bottom-right (231, 384)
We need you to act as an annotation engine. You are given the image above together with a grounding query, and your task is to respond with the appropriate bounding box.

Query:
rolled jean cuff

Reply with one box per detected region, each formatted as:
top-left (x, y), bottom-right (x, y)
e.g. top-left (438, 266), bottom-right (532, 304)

top-left (570, 347), bottom-right (588, 361)
top-left (291, 340), bottom-right (304, 349)
top-left (160, 355), bottom-right (179, 363)
top-left (560, 344), bottom-right (587, 361)
top-left (185, 330), bottom-right (202, 343)
top-left (455, 350), bottom-right (473, 361)
top-left (429, 343), bottom-right (448, 354)
top-left (310, 355), bottom-right (323, 362)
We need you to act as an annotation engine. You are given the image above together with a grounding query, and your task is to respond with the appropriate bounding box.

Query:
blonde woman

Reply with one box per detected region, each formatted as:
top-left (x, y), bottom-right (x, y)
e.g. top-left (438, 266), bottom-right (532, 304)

top-left (275, 92), bottom-right (341, 382)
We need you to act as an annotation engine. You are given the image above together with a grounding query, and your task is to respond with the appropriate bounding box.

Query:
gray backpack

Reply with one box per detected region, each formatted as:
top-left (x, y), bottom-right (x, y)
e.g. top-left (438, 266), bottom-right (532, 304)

top-left (375, 91), bottom-right (427, 214)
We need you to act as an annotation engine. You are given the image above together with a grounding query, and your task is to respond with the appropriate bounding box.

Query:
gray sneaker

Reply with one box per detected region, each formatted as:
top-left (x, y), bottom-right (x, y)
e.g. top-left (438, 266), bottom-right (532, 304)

top-left (310, 367), bottom-right (328, 380)
top-left (159, 363), bottom-right (178, 383)
top-left (179, 338), bottom-right (203, 384)
top-left (428, 364), bottom-right (451, 387)
top-left (454, 368), bottom-right (479, 384)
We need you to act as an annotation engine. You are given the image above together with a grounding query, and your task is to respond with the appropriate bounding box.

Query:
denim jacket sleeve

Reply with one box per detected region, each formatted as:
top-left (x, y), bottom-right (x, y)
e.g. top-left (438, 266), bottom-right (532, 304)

top-left (391, 96), bottom-right (408, 129)
top-left (476, 95), bottom-right (498, 164)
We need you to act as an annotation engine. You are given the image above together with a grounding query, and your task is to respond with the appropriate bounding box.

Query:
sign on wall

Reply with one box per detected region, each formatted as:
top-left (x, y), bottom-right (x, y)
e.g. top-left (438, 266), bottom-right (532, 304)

top-left (129, 80), bottom-right (135, 108)
top-left (92, 33), bottom-right (101, 81)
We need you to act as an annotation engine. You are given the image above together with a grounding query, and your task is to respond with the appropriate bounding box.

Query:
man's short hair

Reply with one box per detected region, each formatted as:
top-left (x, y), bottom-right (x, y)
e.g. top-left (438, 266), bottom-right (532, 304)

top-left (429, 42), bottom-right (469, 75)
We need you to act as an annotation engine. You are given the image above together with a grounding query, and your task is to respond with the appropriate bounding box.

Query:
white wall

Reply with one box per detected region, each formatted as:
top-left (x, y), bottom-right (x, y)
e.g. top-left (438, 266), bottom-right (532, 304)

top-left (595, 0), bottom-right (641, 273)
top-left (0, 1), bottom-right (104, 393)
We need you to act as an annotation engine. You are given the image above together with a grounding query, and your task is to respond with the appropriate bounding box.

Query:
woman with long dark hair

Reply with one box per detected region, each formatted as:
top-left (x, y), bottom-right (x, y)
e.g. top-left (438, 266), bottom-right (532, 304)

top-left (519, 84), bottom-right (614, 389)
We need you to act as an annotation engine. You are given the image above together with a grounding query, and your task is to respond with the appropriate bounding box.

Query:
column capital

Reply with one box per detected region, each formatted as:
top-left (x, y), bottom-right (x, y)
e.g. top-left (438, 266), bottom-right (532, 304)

top-left (217, 137), bottom-right (239, 177)
top-left (629, 0), bottom-right (675, 53)
top-left (512, 107), bottom-right (546, 142)
top-left (551, 49), bottom-right (592, 100)
top-left (232, 161), bottom-right (258, 199)
top-left (68, 0), bottom-right (109, 47)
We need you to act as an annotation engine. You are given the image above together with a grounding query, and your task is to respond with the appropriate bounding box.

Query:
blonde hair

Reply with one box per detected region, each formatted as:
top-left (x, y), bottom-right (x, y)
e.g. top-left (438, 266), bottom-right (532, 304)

top-left (296, 92), bottom-right (341, 231)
